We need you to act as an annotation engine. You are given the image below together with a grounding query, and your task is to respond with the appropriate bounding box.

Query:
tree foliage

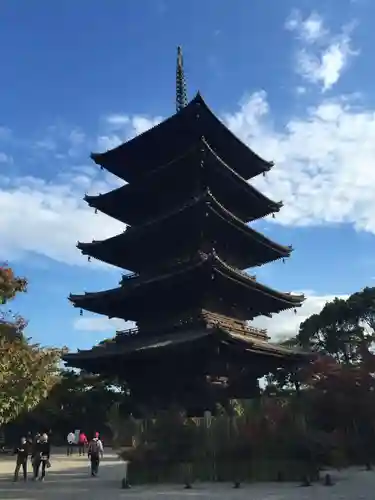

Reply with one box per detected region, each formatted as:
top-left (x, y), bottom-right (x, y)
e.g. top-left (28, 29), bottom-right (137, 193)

top-left (264, 287), bottom-right (375, 465)
top-left (0, 338), bottom-right (63, 425)
top-left (6, 369), bottom-right (125, 441)
top-left (0, 263), bottom-right (64, 426)
top-left (298, 288), bottom-right (375, 363)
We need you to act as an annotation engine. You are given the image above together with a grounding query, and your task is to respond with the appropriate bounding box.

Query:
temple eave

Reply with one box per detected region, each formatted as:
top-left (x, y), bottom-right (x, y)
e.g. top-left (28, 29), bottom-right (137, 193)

top-left (76, 195), bottom-right (292, 271)
top-left (89, 94), bottom-right (272, 181)
top-left (67, 260), bottom-right (305, 322)
top-left (62, 325), bottom-right (307, 369)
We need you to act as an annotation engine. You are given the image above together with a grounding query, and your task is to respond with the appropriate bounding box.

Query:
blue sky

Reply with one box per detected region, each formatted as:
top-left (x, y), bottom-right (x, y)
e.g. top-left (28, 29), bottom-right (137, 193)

top-left (1, 0), bottom-right (375, 351)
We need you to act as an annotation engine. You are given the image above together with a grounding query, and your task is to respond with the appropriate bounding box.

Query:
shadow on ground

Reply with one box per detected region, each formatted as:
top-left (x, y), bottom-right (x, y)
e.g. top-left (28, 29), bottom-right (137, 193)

top-left (0, 454), bottom-right (125, 499)
top-left (2, 453), bottom-right (375, 499)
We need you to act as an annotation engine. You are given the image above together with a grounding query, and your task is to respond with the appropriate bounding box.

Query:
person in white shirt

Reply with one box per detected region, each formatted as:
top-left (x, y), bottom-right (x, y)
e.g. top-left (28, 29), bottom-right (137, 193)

top-left (67, 431), bottom-right (75, 456)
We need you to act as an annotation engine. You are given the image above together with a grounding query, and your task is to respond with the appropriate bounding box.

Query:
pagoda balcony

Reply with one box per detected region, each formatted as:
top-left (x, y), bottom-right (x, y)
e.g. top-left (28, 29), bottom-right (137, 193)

top-left (115, 311), bottom-right (269, 342)
top-left (63, 317), bottom-right (308, 378)
top-left (85, 138), bottom-right (282, 226)
top-left (90, 93), bottom-right (273, 183)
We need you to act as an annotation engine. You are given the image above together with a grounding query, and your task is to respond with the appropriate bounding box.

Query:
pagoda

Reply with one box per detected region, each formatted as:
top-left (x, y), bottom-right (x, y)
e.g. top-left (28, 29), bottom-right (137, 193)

top-left (64, 48), bottom-right (306, 414)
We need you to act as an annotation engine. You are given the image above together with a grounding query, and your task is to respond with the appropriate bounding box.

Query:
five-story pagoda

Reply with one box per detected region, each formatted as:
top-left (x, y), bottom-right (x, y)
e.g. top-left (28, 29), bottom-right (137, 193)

top-left (64, 48), bottom-right (305, 414)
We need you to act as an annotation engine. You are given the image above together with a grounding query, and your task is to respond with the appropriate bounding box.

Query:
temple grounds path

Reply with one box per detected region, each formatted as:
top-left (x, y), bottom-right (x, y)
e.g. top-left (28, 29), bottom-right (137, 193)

top-left (1, 450), bottom-right (375, 499)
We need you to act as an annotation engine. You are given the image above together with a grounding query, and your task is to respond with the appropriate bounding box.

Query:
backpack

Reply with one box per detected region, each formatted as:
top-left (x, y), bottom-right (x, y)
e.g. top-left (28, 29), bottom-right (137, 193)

top-left (89, 439), bottom-right (101, 456)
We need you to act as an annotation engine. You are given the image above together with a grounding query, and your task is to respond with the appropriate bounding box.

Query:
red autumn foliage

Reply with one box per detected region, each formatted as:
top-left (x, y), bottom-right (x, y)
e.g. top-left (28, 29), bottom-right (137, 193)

top-left (0, 263), bottom-right (27, 304)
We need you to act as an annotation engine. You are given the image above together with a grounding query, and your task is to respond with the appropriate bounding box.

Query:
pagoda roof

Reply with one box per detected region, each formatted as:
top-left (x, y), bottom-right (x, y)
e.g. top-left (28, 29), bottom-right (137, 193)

top-left (63, 321), bottom-right (307, 369)
top-left (90, 93), bottom-right (273, 182)
top-left (85, 139), bottom-right (281, 226)
top-left (78, 192), bottom-right (292, 272)
top-left (69, 252), bottom-right (304, 321)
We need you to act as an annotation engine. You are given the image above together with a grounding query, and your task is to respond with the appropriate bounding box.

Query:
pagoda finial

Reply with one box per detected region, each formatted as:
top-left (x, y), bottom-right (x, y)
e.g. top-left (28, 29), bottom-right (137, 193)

top-left (176, 46), bottom-right (188, 112)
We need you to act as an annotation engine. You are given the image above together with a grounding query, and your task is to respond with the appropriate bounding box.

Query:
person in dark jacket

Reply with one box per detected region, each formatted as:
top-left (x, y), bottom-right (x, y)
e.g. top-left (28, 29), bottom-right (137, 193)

top-left (13, 437), bottom-right (29, 481)
top-left (32, 433), bottom-right (50, 481)
top-left (87, 432), bottom-right (103, 477)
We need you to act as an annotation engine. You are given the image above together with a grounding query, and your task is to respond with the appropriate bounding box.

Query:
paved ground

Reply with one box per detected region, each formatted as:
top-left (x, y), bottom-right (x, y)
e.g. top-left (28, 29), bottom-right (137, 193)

top-left (1, 451), bottom-right (375, 499)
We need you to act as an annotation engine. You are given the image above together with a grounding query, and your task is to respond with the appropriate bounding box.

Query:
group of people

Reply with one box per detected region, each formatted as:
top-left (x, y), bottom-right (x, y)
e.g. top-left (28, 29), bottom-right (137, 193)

top-left (13, 432), bottom-right (50, 482)
top-left (13, 430), bottom-right (104, 482)
top-left (67, 431), bottom-right (88, 456)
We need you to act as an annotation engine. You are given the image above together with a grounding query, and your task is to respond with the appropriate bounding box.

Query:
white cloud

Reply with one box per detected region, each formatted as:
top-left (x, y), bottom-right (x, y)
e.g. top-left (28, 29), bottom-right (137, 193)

top-left (0, 114), bottom-right (162, 267)
top-left (0, 152), bottom-right (12, 164)
top-left (252, 292), bottom-right (348, 340)
top-left (2, 78), bottom-right (375, 267)
top-left (286, 10), bottom-right (327, 43)
top-left (286, 10), bottom-right (358, 91)
top-left (74, 316), bottom-right (135, 332)
top-left (97, 115), bottom-right (162, 152)
top-left (225, 91), bottom-right (375, 233)
top-left (106, 114), bottom-right (130, 128)
top-left (34, 138), bottom-right (57, 151)
top-left (131, 116), bottom-right (162, 136)
top-left (0, 127), bottom-right (12, 141)
top-left (0, 173), bottom-right (124, 265)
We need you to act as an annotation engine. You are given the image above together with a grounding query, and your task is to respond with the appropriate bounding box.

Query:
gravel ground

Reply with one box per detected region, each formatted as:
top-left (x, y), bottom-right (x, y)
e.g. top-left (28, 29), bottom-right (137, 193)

top-left (0, 452), bottom-right (374, 499)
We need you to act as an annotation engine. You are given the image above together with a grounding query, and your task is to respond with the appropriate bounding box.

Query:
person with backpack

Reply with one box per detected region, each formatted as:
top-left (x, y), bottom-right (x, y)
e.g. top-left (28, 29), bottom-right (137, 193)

top-left (87, 432), bottom-right (103, 477)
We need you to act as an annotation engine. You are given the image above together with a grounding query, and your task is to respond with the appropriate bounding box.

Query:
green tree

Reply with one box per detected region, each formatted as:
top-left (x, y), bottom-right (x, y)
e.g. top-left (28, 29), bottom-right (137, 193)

top-left (298, 289), bottom-right (375, 364)
top-left (7, 369), bottom-right (126, 440)
top-left (0, 263), bottom-right (64, 425)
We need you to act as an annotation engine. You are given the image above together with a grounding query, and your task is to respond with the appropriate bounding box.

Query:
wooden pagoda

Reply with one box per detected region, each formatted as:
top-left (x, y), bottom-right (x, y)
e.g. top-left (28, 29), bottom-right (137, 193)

top-left (64, 48), bottom-right (306, 414)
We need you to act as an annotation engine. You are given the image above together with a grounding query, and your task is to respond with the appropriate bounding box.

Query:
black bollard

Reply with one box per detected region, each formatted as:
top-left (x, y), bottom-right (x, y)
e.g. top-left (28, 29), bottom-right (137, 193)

top-left (277, 471), bottom-right (284, 482)
top-left (323, 473), bottom-right (333, 486)
top-left (121, 477), bottom-right (131, 489)
top-left (365, 462), bottom-right (372, 471)
top-left (300, 474), bottom-right (311, 487)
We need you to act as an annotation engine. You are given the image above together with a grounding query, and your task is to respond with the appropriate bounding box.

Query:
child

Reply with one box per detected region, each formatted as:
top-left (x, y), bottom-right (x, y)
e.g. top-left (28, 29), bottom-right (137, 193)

top-left (13, 437), bottom-right (29, 482)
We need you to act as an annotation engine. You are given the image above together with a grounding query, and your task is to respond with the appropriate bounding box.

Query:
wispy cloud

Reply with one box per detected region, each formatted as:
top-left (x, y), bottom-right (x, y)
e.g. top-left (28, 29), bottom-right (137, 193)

top-left (97, 114), bottom-right (162, 152)
top-left (226, 90), bottom-right (375, 232)
top-left (0, 152), bottom-right (12, 164)
top-left (74, 316), bottom-right (135, 333)
top-left (286, 10), bottom-right (327, 44)
top-left (106, 114), bottom-right (130, 128)
top-left (286, 10), bottom-right (358, 92)
top-left (0, 127), bottom-right (12, 141)
top-left (254, 292), bottom-right (349, 340)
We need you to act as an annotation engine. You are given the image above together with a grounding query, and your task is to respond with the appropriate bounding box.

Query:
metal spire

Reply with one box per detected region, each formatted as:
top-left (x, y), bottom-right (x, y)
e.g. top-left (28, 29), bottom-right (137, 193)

top-left (176, 46), bottom-right (188, 112)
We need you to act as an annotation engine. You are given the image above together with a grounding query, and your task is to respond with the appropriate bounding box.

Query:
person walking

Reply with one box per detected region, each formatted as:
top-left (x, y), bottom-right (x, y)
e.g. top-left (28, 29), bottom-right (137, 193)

top-left (32, 433), bottom-right (50, 481)
top-left (66, 431), bottom-right (75, 456)
top-left (78, 431), bottom-right (88, 456)
top-left (13, 437), bottom-right (29, 482)
top-left (87, 432), bottom-right (103, 477)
